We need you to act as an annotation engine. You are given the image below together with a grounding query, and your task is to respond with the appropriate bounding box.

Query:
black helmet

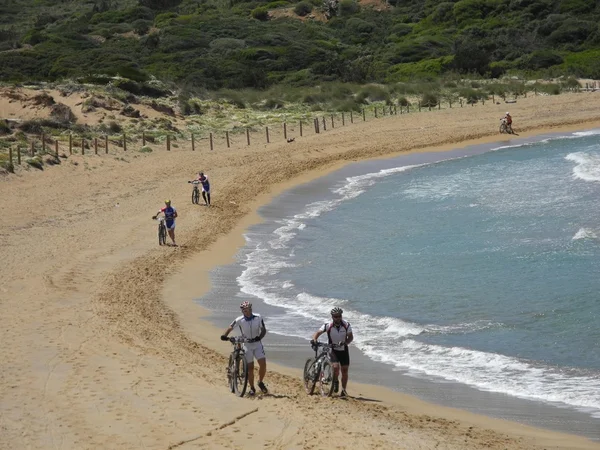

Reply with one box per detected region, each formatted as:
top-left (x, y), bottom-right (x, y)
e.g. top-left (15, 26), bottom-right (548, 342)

top-left (330, 307), bottom-right (343, 315)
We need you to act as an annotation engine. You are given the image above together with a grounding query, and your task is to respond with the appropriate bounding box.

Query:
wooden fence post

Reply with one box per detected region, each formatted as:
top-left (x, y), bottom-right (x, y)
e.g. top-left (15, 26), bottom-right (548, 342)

top-left (322, 117), bottom-right (326, 131)
top-left (283, 122), bottom-right (287, 140)
top-left (41, 133), bottom-right (46, 153)
top-left (192, 133), bottom-right (195, 151)
top-left (226, 131), bottom-right (230, 148)
top-left (142, 131), bottom-right (146, 146)
top-left (314, 118), bottom-right (319, 134)
top-left (123, 134), bottom-right (127, 151)
top-left (299, 121), bottom-right (303, 137)
top-left (105, 135), bottom-right (109, 154)
top-left (362, 108), bottom-right (365, 121)
top-left (17, 147), bottom-right (21, 165)
top-left (55, 140), bottom-right (59, 158)
top-left (81, 138), bottom-right (85, 155)
top-left (69, 134), bottom-right (72, 155)
top-left (331, 114), bottom-right (334, 128)
top-left (9, 147), bottom-right (12, 169)
top-left (210, 132), bottom-right (213, 150)
top-left (350, 110), bottom-right (353, 123)
top-left (266, 127), bottom-right (270, 143)
top-left (342, 112), bottom-right (345, 126)
top-left (246, 128), bottom-right (250, 146)
top-left (31, 141), bottom-right (35, 157)
top-left (167, 134), bottom-right (171, 151)
top-left (94, 137), bottom-right (98, 155)
top-left (374, 107), bottom-right (378, 118)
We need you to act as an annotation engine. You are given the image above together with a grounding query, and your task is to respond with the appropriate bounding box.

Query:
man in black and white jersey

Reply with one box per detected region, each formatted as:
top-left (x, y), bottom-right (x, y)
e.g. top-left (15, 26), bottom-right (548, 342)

top-left (311, 307), bottom-right (354, 397)
top-left (221, 301), bottom-right (268, 396)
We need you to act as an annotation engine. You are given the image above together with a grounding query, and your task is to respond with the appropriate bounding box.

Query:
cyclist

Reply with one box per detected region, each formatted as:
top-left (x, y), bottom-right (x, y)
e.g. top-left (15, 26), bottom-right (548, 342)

top-left (152, 199), bottom-right (177, 246)
top-left (503, 112), bottom-right (513, 133)
top-left (220, 301), bottom-right (268, 396)
top-left (194, 171), bottom-right (211, 206)
top-left (311, 307), bottom-right (353, 397)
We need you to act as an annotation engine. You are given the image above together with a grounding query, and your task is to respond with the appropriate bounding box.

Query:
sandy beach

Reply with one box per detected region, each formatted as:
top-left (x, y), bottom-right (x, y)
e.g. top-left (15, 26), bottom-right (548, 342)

top-left (2, 91), bottom-right (600, 449)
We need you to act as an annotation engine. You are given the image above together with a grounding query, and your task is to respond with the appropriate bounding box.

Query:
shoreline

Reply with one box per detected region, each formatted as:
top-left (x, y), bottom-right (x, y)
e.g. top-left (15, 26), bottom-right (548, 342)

top-left (5, 92), bottom-right (600, 449)
top-left (164, 120), bottom-right (600, 447)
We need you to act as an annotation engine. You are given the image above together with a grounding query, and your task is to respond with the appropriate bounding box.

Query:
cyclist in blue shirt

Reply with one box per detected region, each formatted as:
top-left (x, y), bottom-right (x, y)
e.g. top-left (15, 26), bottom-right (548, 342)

top-left (152, 199), bottom-right (178, 246)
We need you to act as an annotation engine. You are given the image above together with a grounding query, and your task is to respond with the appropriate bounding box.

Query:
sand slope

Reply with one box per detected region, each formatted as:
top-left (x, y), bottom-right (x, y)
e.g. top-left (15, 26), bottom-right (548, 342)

top-left (2, 92), bottom-right (600, 449)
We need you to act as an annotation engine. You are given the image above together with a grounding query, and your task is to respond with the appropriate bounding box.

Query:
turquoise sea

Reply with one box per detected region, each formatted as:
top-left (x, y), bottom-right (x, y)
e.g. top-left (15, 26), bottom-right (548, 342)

top-left (200, 129), bottom-right (600, 437)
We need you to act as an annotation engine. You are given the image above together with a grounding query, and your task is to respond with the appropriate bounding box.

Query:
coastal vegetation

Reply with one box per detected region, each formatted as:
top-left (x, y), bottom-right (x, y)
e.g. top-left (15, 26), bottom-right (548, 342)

top-left (0, 0), bottom-right (599, 172)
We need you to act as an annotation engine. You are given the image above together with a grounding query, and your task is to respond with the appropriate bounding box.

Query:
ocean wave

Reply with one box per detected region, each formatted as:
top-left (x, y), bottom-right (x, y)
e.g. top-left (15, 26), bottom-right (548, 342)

top-left (360, 339), bottom-right (600, 417)
top-left (572, 227), bottom-right (598, 240)
top-left (565, 152), bottom-right (600, 182)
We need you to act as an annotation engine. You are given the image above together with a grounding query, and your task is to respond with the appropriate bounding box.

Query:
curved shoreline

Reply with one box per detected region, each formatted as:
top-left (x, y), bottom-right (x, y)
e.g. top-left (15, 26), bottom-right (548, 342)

top-left (4, 92), bottom-right (600, 449)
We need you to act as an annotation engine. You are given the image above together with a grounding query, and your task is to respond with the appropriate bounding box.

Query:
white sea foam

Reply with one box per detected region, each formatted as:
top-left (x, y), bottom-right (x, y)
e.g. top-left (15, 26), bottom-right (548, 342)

top-left (572, 228), bottom-right (598, 240)
top-left (361, 339), bottom-right (600, 417)
top-left (565, 152), bottom-right (600, 182)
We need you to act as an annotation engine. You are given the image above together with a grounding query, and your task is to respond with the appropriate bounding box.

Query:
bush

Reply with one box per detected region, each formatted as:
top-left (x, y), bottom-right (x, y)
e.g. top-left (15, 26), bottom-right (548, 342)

top-left (251, 7), bottom-right (269, 21)
top-left (26, 156), bottom-right (44, 170)
top-left (294, 1), bottom-right (313, 16)
top-left (139, 146), bottom-right (153, 153)
top-left (420, 92), bottom-right (439, 107)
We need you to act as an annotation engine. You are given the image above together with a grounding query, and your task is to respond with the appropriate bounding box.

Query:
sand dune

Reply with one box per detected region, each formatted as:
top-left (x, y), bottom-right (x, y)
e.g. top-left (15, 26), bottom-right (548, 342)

top-left (2, 92), bottom-right (600, 449)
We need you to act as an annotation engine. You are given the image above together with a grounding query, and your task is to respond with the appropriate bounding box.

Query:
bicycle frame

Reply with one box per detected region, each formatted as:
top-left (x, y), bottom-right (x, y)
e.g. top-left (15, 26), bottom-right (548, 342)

top-left (227, 337), bottom-right (249, 397)
top-left (303, 342), bottom-right (336, 396)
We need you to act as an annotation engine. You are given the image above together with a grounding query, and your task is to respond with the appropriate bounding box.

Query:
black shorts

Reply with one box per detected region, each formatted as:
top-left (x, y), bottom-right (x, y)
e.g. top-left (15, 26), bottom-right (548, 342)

top-left (330, 347), bottom-right (350, 367)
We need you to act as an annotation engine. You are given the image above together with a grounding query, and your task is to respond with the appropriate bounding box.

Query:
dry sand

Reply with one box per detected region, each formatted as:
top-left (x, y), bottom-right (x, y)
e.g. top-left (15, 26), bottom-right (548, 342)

top-left (2, 91), bottom-right (600, 449)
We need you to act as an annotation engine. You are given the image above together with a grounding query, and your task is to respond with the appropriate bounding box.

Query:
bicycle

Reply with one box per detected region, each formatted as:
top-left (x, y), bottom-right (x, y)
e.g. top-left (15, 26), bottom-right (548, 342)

top-left (154, 216), bottom-right (167, 246)
top-left (226, 336), bottom-right (250, 397)
top-left (188, 180), bottom-right (200, 205)
top-left (499, 118), bottom-right (513, 134)
top-left (303, 342), bottom-right (337, 397)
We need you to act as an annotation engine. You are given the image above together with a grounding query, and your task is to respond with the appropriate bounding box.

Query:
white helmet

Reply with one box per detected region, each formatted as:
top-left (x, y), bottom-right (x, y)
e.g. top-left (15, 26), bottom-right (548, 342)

top-left (506, 112), bottom-right (510, 115)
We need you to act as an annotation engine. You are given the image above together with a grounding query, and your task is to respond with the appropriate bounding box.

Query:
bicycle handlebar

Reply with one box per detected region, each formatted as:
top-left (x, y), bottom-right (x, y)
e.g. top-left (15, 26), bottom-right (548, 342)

top-left (229, 336), bottom-right (250, 344)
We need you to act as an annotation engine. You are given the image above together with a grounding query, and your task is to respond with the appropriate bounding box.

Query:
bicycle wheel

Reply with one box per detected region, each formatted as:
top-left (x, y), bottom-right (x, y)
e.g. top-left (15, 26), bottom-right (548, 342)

top-left (158, 223), bottom-right (166, 246)
top-left (303, 358), bottom-right (317, 395)
top-left (192, 188), bottom-right (199, 204)
top-left (233, 354), bottom-right (248, 397)
top-left (227, 354), bottom-right (235, 393)
top-left (318, 360), bottom-right (335, 397)
top-left (499, 123), bottom-right (506, 133)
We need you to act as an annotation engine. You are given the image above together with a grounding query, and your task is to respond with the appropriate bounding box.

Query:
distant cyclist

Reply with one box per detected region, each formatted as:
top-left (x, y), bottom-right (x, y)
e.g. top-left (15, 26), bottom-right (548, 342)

top-left (503, 112), bottom-right (513, 133)
top-left (152, 199), bottom-right (178, 246)
top-left (311, 307), bottom-right (353, 397)
top-left (221, 301), bottom-right (268, 396)
top-left (194, 171), bottom-right (211, 206)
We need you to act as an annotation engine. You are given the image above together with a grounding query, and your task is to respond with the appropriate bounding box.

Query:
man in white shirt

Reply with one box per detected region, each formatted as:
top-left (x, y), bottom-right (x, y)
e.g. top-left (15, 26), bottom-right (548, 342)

top-left (221, 301), bottom-right (268, 395)
top-left (311, 307), bottom-right (354, 397)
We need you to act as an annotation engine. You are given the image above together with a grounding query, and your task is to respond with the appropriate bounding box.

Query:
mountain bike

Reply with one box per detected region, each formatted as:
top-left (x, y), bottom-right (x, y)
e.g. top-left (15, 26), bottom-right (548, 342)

top-left (499, 118), bottom-right (513, 134)
top-left (154, 217), bottom-right (167, 246)
top-left (188, 180), bottom-right (200, 204)
top-left (227, 336), bottom-right (249, 397)
top-left (303, 342), bottom-right (337, 397)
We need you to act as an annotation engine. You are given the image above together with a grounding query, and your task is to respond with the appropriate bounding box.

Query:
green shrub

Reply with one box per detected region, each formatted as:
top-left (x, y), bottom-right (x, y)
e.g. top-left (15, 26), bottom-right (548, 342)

top-left (420, 92), bottom-right (438, 107)
top-left (386, 57), bottom-right (453, 82)
top-left (339, 0), bottom-right (360, 16)
top-left (26, 156), bottom-right (44, 170)
top-left (139, 145), bottom-right (153, 153)
top-left (294, 1), bottom-right (313, 16)
top-left (251, 7), bottom-right (269, 21)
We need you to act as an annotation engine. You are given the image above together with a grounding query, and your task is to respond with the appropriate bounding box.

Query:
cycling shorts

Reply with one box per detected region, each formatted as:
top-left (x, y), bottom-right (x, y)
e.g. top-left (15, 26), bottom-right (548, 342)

top-left (244, 342), bottom-right (266, 363)
top-left (331, 347), bottom-right (349, 367)
top-left (165, 219), bottom-right (175, 230)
